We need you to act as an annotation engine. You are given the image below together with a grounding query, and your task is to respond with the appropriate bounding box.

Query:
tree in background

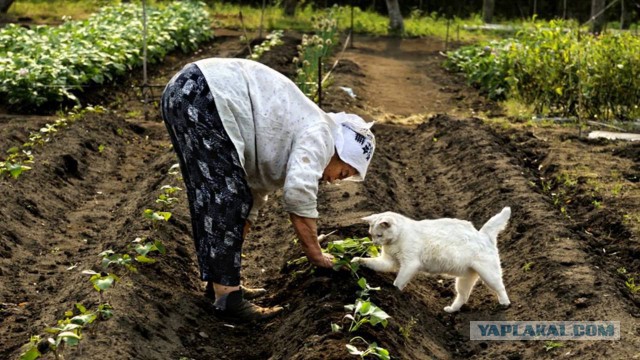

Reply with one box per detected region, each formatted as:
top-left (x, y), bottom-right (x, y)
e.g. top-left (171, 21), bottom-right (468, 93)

top-left (283, 0), bottom-right (297, 17)
top-left (620, 0), bottom-right (632, 29)
top-left (385, 0), bottom-right (403, 35)
top-left (0, 0), bottom-right (15, 13)
top-left (483, 0), bottom-right (495, 23)
top-left (590, 0), bottom-right (606, 34)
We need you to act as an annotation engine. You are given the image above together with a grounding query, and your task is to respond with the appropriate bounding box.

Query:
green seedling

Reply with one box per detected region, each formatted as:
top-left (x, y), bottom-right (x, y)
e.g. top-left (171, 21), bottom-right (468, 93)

top-left (343, 298), bottom-right (390, 333)
top-left (98, 144), bottom-right (105, 153)
top-left (133, 239), bottom-right (166, 264)
top-left (156, 185), bottom-right (182, 208)
top-left (168, 163), bottom-right (181, 176)
top-left (143, 209), bottom-right (172, 230)
top-left (19, 304), bottom-right (110, 359)
top-left (19, 336), bottom-right (42, 360)
top-left (625, 278), bottom-right (639, 294)
top-left (398, 316), bottom-right (417, 342)
top-left (99, 250), bottom-right (137, 273)
top-left (97, 303), bottom-right (114, 321)
top-left (522, 262), bottom-right (534, 272)
top-left (143, 209), bottom-right (172, 221)
top-left (346, 336), bottom-right (390, 360)
top-left (543, 341), bottom-right (563, 352)
top-left (0, 161), bottom-right (32, 179)
top-left (611, 183), bottom-right (623, 197)
top-left (356, 277), bottom-right (380, 299)
top-left (82, 270), bottom-right (119, 303)
top-left (249, 30), bottom-right (284, 60)
top-left (39, 124), bottom-right (58, 134)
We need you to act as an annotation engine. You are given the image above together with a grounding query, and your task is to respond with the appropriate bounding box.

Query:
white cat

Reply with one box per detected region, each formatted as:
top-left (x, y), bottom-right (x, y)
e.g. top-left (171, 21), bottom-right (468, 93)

top-left (352, 207), bottom-right (512, 313)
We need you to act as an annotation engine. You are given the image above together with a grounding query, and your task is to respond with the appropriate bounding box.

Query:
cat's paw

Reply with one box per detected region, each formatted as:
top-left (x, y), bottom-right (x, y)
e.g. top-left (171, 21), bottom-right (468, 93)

top-left (351, 257), bottom-right (364, 264)
top-left (392, 281), bottom-right (406, 291)
top-left (498, 301), bottom-right (511, 309)
top-left (444, 305), bottom-right (460, 313)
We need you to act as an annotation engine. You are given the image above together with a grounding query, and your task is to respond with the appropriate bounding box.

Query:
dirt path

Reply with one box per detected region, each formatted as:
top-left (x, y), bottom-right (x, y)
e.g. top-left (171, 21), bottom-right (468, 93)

top-left (1, 31), bottom-right (638, 360)
top-left (331, 36), bottom-right (498, 122)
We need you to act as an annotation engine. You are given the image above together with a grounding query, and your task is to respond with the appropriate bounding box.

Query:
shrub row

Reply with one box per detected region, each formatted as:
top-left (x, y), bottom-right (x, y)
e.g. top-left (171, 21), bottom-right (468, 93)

top-left (445, 23), bottom-right (640, 120)
top-left (0, 1), bottom-right (213, 110)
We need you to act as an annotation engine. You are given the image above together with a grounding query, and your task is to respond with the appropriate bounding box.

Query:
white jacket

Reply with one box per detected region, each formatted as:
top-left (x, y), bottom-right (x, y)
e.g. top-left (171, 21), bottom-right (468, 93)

top-left (195, 58), bottom-right (337, 222)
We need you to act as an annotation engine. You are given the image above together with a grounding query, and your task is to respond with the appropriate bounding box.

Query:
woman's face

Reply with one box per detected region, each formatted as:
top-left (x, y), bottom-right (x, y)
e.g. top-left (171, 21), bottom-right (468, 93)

top-left (322, 154), bottom-right (358, 183)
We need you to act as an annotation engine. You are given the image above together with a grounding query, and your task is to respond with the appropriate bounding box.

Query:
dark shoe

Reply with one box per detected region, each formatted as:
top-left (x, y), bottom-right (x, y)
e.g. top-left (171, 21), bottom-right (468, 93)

top-left (214, 290), bottom-right (283, 322)
top-left (241, 285), bottom-right (267, 300)
top-left (204, 283), bottom-right (267, 301)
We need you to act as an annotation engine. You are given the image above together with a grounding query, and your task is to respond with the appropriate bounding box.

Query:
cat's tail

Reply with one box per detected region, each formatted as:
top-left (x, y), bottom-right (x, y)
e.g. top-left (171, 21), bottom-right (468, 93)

top-left (479, 207), bottom-right (511, 245)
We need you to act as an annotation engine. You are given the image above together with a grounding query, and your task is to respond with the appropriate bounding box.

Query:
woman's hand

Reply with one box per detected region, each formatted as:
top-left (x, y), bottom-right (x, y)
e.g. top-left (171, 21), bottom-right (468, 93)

top-left (308, 252), bottom-right (335, 268)
top-left (289, 213), bottom-right (335, 269)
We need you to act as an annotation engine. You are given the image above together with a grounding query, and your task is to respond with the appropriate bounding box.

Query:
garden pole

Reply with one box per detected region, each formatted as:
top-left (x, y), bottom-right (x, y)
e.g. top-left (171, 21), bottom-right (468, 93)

top-left (317, 57), bottom-right (322, 107)
top-left (142, 0), bottom-right (149, 120)
top-left (350, 0), bottom-right (354, 48)
top-left (445, 17), bottom-right (450, 52)
top-left (259, 0), bottom-right (266, 39)
top-left (576, 27), bottom-right (583, 137)
top-left (239, 11), bottom-right (253, 56)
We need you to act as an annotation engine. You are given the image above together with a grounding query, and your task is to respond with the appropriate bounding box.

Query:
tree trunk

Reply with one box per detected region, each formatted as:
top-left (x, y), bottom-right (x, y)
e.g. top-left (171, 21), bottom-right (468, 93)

top-left (620, 0), bottom-right (632, 29)
top-left (283, 0), bottom-right (297, 17)
top-left (483, 0), bottom-right (495, 23)
top-left (590, 0), bottom-right (606, 34)
top-left (0, 0), bottom-right (15, 13)
top-left (385, 0), bottom-right (404, 35)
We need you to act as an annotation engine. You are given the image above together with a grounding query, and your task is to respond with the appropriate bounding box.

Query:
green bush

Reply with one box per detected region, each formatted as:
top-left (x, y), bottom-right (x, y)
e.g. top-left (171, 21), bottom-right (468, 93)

top-left (446, 22), bottom-right (640, 120)
top-left (0, 1), bottom-right (213, 110)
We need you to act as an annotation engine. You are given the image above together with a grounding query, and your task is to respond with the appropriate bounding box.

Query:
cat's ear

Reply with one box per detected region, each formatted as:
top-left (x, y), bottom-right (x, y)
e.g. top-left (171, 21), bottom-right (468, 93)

top-left (361, 214), bottom-right (378, 223)
top-left (378, 216), bottom-right (395, 229)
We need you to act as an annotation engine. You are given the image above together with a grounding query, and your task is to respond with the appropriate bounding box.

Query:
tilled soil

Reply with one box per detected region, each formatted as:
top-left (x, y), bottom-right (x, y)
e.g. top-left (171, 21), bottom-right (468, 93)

top-left (1, 30), bottom-right (638, 360)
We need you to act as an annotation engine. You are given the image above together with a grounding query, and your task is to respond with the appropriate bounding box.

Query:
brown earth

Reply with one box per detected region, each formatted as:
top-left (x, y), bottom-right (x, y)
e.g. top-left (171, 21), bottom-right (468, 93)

top-left (1, 29), bottom-right (639, 360)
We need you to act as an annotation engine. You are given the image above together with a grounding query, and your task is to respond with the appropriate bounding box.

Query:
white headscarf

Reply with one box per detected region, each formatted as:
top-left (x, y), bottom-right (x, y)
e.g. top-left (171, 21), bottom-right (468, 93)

top-left (327, 112), bottom-right (376, 181)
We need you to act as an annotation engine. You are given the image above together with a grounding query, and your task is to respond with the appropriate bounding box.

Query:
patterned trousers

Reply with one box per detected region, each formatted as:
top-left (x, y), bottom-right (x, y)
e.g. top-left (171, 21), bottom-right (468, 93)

top-left (160, 63), bottom-right (252, 286)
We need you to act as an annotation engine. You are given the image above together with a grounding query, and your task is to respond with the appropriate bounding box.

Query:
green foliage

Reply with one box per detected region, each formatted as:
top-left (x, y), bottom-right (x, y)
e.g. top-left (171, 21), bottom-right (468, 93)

top-left (155, 185), bottom-right (182, 209)
top-left (625, 277), bottom-right (639, 294)
top-left (133, 238), bottom-right (167, 264)
top-left (99, 250), bottom-right (137, 273)
top-left (248, 30), bottom-right (284, 60)
top-left (143, 208), bottom-right (172, 223)
top-left (0, 2), bottom-right (213, 109)
top-left (446, 23), bottom-right (640, 120)
top-left (324, 236), bottom-right (379, 275)
top-left (398, 317), bottom-right (417, 342)
top-left (444, 41), bottom-right (511, 100)
top-left (344, 298), bottom-right (390, 332)
top-left (294, 10), bottom-right (338, 99)
top-left (356, 277), bottom-right (380, 299)
top-left (346, 336), bottom-right (391, 360)
top-left (82, 270), bottom-right (119, 293)
top-left (19, 302), bottom-right (109, 360)
top-left (543, 340), bottom-right (564, 352)
top-left (0, 106), bottom-right (106, 180)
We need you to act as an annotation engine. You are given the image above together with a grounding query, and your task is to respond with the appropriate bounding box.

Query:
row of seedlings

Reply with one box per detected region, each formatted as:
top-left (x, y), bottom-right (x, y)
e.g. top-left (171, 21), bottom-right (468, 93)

top-left (19, 164), bottom-right (182, 359)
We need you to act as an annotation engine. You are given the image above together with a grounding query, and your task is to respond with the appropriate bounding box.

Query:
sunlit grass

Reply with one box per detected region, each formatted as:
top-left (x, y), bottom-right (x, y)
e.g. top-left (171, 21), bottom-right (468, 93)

top-left (9, 1), bottom-right (498, 42)
top-left (8, 0), bottom-right (115, 22)
top-left (208, 3), bottom-right (493, 42)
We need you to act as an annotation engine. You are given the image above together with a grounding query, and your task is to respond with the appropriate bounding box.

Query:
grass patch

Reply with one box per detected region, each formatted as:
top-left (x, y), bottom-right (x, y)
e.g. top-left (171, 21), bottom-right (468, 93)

top-left (7, 0), bottom-right (149, 22)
